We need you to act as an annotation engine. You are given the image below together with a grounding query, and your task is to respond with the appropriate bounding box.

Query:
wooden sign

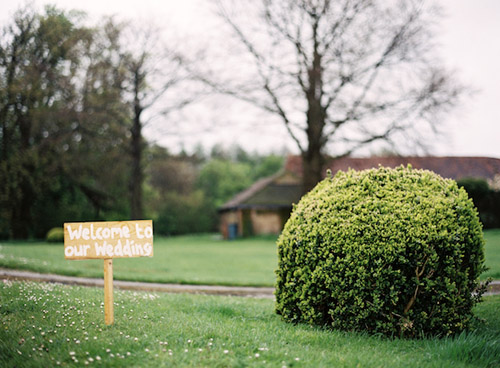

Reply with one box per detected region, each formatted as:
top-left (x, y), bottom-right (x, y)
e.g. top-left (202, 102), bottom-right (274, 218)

top-left (64, 220), bottom-right (153, 325)
top-left (64, 220), bottom-right (153, 259)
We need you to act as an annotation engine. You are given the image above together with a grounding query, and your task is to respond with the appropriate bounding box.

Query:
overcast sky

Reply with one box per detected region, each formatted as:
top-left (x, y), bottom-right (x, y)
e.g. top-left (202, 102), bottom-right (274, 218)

top-left (1, 0), bottom-right (499, 158)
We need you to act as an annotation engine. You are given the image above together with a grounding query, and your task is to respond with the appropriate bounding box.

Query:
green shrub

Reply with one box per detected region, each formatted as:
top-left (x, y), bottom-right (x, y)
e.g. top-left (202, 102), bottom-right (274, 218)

top-left (275, 166), bottom-right (487, 337)
top-left (46, 227), bottom-right (64, 243)
top-left (457, 177), bottom-right (500, 229)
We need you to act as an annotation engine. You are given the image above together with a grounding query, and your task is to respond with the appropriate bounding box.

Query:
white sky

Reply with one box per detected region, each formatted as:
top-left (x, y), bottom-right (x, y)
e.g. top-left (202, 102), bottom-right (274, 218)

top-left (1, 0), bottom-right (499, 158)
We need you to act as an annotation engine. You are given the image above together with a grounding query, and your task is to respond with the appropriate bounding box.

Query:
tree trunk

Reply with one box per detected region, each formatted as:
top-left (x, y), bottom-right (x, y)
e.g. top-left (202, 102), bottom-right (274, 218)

top-left (302, 34), bottom-right (325, 194)
top-left (302, 148), bottom-right (324, 194)
top-left (129, 64), bottom-right (145, 220)
top-left (130, 110), bottom-right (143, 220)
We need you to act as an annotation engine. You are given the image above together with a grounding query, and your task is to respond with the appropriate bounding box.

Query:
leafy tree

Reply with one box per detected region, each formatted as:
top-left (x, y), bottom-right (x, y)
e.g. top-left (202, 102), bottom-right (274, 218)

top-left (196, 159), bottom-right (253, 208)
top-left (0, 8), bottom-right (141, 239)
top-left (0, 5), bottom-right (91, 238)
top-left (251, 154), bottom-right (284, 179)
top-left (71, 18), bottom-right (132, 220)
top-left (208, 0), bottom-right (465, 191)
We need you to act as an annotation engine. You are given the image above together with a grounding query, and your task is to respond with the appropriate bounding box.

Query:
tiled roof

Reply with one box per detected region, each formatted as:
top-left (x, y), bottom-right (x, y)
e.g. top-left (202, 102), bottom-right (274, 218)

top-left (221, 155), bottom-right (500, 210)
top-left (285, 155), bottom-right (500, 181)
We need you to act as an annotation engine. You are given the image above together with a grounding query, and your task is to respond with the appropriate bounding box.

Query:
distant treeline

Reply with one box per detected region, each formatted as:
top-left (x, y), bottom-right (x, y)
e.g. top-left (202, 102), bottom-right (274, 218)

top-left (148, 145), bottom-right (284, 237)
top-left (1, 130), bottom-right (284, 239)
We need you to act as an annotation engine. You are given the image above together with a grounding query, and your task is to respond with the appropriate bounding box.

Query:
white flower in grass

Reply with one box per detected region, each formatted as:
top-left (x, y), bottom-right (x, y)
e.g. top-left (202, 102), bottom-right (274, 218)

top-left (95, 356), bottom-right (101, 361)
top-left (223, 350), bottom-right (229, 354)
top-left (255, 353), bottom-right (260, 358)
top-left (69, 352), bottom-right (75, 356)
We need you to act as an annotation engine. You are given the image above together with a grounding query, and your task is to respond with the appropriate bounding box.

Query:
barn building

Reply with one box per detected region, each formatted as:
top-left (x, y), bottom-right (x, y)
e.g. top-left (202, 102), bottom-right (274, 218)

top-left (218, 155), bottom-right (500, 239)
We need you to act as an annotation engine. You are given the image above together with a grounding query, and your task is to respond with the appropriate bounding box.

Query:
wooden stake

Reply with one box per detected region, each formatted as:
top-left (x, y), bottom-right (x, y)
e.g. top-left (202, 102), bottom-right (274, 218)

top-left (104, 258), bottom-right (114, 325)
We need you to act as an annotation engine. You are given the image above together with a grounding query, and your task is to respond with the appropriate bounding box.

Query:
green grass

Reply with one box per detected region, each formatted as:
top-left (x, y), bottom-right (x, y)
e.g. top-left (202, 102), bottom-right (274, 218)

top-left (0, 235), bottom-right (278, 286)
top-left (1, 281), bottom-right (499, 368)
top-left (1, 229), bottom-right (499, 287)
top-left (483, 229), bottom-right (500, 280)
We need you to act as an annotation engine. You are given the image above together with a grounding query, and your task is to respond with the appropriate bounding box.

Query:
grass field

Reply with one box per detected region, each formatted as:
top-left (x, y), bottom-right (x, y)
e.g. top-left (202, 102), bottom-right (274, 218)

top-left (483, 229), bottom-right (500, 280)
top-left (0, 235), bottom-right (278, 286)
top-left (1, 280), bottom-right (499, 368)
top-left (0, 229), bottom-right (499, 286)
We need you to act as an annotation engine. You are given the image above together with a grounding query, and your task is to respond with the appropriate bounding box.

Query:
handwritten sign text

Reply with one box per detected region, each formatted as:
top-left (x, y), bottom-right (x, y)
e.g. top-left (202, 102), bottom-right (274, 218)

top-left (64, 220), bottom-right (153, 259)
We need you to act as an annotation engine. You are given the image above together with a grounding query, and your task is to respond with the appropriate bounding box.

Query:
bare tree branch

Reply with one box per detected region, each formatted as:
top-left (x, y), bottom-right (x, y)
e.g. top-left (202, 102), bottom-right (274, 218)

top-left (205, 0), bottom-right (465, 191)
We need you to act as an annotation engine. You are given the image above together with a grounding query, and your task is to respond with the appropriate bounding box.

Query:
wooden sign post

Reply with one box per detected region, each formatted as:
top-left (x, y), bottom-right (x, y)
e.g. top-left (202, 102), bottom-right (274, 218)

top-left (64, 220), bottom-right (153, 325)
top-left (104, 258), bottom-right (114, 325)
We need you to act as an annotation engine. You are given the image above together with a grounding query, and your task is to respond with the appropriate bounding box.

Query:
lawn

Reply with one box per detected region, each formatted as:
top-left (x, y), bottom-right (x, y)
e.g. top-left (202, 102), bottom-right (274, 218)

top-left (0, 235), bottom-right (278, 286)
top-left (1, 280), bottom-right (499, 368)
top-left (0, 229), bottom-right (499, 286)
top-left (483, 229), bottom-right (500, 280)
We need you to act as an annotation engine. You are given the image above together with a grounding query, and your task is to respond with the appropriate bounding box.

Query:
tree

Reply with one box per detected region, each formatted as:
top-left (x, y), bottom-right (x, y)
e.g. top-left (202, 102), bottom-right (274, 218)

top-left (68, 18), bottom-right (131, 220)
top-left (0, 6), bottom-right (205, 238)
top-left (208, 0), bottom-right (464, 192)
top-left (0, 7), bottom-right (139, 239)
top-left (0, 5), bottom-right (91, 238)
top-left (118, 22), bottom-right (197, 220)
top-left (196, 159), bottom-right (253, 208)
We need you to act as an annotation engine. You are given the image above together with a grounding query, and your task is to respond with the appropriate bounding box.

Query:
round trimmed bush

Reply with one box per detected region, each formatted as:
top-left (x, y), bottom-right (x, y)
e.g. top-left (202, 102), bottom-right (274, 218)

top-left (275, 166), bottom-right (487, 337)
top-left (46, 227), bottom-right (64, 243)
